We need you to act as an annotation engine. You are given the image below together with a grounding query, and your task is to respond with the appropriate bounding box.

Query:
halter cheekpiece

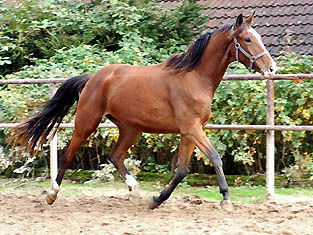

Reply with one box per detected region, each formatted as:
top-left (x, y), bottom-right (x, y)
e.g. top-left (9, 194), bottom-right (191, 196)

top-left (232, 26), bottom-right (269, 72)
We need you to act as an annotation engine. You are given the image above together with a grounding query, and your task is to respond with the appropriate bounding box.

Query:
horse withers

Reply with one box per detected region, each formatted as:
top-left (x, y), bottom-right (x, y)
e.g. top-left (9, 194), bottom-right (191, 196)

top-left (10, 13), bottom-right (277, 211)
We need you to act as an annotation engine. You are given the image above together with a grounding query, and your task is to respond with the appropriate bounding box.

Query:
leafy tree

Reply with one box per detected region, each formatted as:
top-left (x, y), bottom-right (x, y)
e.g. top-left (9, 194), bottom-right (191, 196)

top-left (0, 0), bottom-right (207, 76)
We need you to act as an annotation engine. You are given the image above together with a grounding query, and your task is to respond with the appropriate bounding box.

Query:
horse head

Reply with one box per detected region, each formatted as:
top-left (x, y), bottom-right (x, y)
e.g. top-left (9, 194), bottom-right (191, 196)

top-left (231, 13), bottom-right (277, 78)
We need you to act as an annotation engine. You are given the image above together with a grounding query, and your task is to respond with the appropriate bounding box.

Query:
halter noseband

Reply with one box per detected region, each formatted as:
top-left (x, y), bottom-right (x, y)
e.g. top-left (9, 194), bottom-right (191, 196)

top-left (233, 36), bottom-right (268, 72)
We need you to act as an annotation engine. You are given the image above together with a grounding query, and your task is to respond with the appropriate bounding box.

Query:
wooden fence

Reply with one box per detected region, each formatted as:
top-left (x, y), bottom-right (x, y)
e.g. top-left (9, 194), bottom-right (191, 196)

top-left (1, 74), bottom-right (313, 196)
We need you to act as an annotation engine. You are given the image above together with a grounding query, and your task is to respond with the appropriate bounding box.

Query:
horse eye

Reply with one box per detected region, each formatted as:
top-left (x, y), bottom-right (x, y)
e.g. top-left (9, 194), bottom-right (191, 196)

top-left (245, 38), bottom-right (252, 43)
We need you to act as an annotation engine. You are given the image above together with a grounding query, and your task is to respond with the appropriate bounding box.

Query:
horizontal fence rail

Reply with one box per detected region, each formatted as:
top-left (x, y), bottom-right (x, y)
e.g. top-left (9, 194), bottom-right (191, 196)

top-left (1, 123), bottom-right (313, 131)
top-left (1, 74), bottom-right (313, 84)
top-left (1, 73), bottom-right (312, 196)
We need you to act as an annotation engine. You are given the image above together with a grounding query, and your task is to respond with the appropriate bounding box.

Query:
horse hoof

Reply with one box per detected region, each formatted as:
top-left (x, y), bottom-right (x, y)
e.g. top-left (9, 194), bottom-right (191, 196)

top-left (220, 199), bottom-right (233, 212)
top-left (45, 193), bottom-right (57, 205)
top-left (147, 197), bottom-right (159, 210)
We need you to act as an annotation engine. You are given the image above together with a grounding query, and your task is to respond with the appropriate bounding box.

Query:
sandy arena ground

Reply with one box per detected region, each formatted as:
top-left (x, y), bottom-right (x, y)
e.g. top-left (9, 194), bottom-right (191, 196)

top-left (1, 183), bottom-right (313, 235)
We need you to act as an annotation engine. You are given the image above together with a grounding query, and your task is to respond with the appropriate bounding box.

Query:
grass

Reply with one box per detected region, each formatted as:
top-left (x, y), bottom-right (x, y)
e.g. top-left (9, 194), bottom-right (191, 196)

top-left (196, 186), bottom-right (313, 203)
top-left (1, 177), bottom-right (313, 204)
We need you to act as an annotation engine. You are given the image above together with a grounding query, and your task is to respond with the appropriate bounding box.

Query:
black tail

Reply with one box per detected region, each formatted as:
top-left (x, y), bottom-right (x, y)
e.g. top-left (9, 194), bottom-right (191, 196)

top-left (9, 74), bottom-right (91, 154)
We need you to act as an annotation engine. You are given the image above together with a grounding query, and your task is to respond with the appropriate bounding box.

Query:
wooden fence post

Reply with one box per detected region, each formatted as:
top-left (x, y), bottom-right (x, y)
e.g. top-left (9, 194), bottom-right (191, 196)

top-left (266, 79), bottom-right (275, 196)
top-left (49, 83), bottom-right (58, 184)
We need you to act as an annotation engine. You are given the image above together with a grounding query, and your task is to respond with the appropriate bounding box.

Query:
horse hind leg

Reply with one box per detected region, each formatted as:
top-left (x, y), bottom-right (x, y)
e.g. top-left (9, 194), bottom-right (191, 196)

top-left (45, 132), bottom-right (86, 205)
top-left (46, 100), bottom-right (105, 205)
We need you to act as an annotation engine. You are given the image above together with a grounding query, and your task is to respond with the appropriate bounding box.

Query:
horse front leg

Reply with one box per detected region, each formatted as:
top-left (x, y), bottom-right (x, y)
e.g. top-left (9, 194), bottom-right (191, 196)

top-left (183, 125), bottom-right (233, 211)
top-left (108, 125), bottom-right (141, 204)
top-left (148, 136), bottom-right (195, 209)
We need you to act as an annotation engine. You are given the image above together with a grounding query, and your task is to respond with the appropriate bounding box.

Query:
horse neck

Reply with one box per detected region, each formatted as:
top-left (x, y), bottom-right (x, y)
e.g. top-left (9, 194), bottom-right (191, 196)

top-left (196, 30), bottom-right (232, 94)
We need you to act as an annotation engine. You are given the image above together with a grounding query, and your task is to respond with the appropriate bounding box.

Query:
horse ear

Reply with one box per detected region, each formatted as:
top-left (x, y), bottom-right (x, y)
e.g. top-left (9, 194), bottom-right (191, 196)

top-left (234, 14), bottom-right (244, 29)
top-left (246, 11), bottom-right (256, 25)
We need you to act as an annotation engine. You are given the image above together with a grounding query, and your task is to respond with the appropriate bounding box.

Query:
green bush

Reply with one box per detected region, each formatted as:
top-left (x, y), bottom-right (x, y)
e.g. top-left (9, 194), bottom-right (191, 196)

top-left (0, 0), bottom-right (206, 77)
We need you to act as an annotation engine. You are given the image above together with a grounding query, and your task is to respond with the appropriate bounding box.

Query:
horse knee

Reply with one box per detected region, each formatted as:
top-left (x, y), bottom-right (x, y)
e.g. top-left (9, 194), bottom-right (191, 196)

top-left (208, 148), bottom-right (223, 167)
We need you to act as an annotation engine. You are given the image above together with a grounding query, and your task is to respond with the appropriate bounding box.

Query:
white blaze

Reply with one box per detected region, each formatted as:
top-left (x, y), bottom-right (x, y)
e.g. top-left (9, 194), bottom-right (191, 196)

top-left (248, 28), bottom-right (277, 74)
top-left (247, 28), bottom-right (267, 51)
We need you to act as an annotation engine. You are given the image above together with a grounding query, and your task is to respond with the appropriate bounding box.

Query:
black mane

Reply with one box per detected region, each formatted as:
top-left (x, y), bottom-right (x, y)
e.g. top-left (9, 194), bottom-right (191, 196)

top-left (166, 24), bottom-right (233, 73)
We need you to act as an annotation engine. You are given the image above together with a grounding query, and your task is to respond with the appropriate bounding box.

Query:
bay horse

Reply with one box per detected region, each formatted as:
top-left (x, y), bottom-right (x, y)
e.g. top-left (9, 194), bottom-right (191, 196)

top-left (11, 13), bottom-right (277, 211)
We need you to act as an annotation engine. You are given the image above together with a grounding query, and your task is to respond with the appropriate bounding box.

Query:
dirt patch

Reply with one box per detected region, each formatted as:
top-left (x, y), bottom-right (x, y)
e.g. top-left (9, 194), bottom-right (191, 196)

top-left (1, 189), bottom-right (313, 235)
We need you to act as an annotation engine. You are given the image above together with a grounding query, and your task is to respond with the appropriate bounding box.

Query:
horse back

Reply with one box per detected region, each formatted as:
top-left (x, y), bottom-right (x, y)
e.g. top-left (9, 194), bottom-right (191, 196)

top-left (82, 64), bottom-right (179, 133)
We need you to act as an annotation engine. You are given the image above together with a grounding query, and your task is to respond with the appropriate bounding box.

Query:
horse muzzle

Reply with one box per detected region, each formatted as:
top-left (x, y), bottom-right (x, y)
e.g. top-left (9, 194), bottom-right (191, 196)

top-left (261, 63), bottom-right (277, 79)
